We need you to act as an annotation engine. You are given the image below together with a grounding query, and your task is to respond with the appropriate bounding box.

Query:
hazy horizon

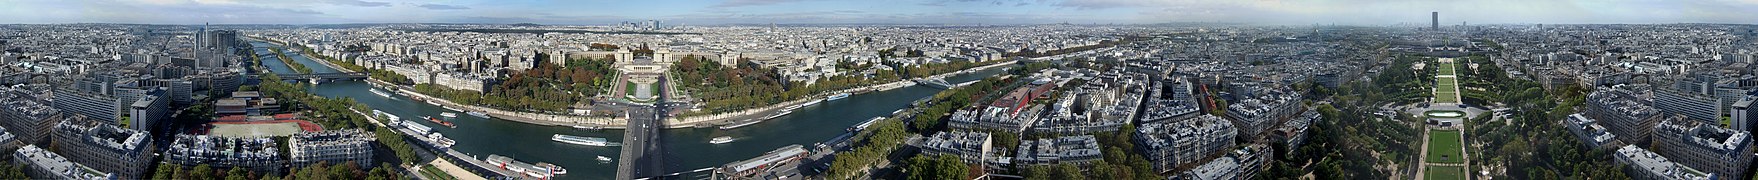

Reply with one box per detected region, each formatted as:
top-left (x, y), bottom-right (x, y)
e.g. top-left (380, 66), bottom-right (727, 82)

top-left (3, 0), bottom-right (1756, 25)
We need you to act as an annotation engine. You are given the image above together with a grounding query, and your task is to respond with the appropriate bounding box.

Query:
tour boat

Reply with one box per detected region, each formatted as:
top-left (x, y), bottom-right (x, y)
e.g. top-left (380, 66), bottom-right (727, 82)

top-left (467, 111), bottom-right (490, 118)
top-left (537, 162), bottom-right (567, 175)
top-left (440, 112), bottom-right (458, 118)
top-left (762, 110), bottom-right (793, 120)
top-left (799, 99), bottom-right (823, 108)
top-left (429, 133), bottom-right (456, 148)
top-left (826, 92), bottom-right (850, 101)
top-left (424, 116), bottom-right (455, 128)
top-left (370, 88), bottom-right (393, 98)
top-left (710, 136), bottom-right (735, 144)
top-left (849, 117), bottom-right (883, 132)
top-left (720, 120), bottom-right (761, 130)
top-left (552, 134), bottom-right (621, 146)
top-left (486, 155), bottom-right (553, 179)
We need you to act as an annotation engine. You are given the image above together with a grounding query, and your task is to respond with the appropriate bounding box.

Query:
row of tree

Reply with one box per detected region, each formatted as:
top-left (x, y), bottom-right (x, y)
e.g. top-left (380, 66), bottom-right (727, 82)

top-left (256, 74), bottom-right (420, 165)
top-left (412, 57), bottom-right (617, 112)
top-left (911, 77), bottom-right (1012, 131)
top-left (150, 161), bottom-right (404, 180)
top-left (1015, 123), bottom-right (1159, 180)
top-left (289, 44), bottom-right (415, 85)
top-left (671, 55), bottom-right (1006, 114)
top-left (1453, 52), bottom-right (1626, 179)
top-left (824, 118), bottom-right (911, 179)
top-left (823, 76), bottom-right (1008, 179)
top-left (268, 48), bottom-right (312, 74)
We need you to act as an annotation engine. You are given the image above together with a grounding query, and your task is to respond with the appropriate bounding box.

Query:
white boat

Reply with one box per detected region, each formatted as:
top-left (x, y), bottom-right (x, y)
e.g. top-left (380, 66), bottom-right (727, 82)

top-left (798, 99), bottom-right (823, 108)
top-left (826, 93), bottom-right (850, 101)
top-left (850, 117), bottom-right (883, 132)
top-left (440, 112), bottom-right (458, 118)
top-left (467, 111), bottom-right (490, 118)
top-left (370, 88), bottom-right (393, 98)
top-left (773, 110), bottom-right (793, 118)
top-left (428, 133), bottom-right (456, 148)
top-left (552, 134), bottom-right (621, 146)
top-left (596, 156), bottom-right (613, 163)
top-left (484, 155), bottom-right (552, 179)
top-left (537, 163), bottom-right (567, 175)
top-left (710, 136), bottom-right (735, 144)
top-left (720, 120), bottom-right (762, 130)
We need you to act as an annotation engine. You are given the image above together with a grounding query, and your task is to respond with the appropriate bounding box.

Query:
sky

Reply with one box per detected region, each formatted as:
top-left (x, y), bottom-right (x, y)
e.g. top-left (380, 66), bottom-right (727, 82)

top-left (1, 0), bottom-right (1755, 25)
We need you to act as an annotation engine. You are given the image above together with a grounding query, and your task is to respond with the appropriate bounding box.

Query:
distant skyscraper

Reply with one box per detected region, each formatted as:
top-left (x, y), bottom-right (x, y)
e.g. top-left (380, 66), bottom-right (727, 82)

top-left (1431, 12), bottom-right (1439, 30)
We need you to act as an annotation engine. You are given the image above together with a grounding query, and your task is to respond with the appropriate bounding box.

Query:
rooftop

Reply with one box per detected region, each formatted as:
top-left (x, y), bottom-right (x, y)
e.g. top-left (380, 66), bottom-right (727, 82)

top-left (1616, 145), bottom-right (1714, 180)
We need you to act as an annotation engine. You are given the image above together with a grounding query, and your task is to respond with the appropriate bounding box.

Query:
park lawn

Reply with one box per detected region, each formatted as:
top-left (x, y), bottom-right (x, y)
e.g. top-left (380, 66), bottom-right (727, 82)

top-left (421, 165), bottom-right (458, 180)
top-left (1438, 63), bottom-right (1456, 76)
top-left (1427, 130), bottom-right (1465, 164)
top-left (625, 81), bottom-right (636, 96)
top-left (1435, 76), bottom-right (1459, 103)
top-left (1435, 92), bottom-right (1458, 103)
top-left (1425, 165), bottom-right (1467, 180)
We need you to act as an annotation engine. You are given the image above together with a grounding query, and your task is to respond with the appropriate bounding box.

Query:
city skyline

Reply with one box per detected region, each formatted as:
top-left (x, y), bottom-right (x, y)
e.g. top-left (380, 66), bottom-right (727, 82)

top-left (1, 0), bottom-right (1755, 25)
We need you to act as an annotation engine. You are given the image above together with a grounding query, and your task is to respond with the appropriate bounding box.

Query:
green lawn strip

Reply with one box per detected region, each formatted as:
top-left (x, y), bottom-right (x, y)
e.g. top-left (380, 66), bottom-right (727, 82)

top-left (421, 165), bottom-right (457, 180)
top-left (1434, 93), bottom-right (1458, 103)
top-left (1425, 165), bottom-right (1467, 180)
top-left (1426, 130), bottom-right (1465, 164)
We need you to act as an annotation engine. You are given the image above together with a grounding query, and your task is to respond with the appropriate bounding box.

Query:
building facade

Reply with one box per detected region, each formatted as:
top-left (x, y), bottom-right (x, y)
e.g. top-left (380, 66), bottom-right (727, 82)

top-left (12, 145), bottom-right (114, 180)
top-left (1650, 117), bottom-right (1754, 180)
top-left (919, 131), bottom-right (992, 164)
top-left (1614, 145), bottom-right (1715, 180)
top-left (1734, 94), bottom-right (1757, 134)
top-left (289, 129), bottom-right (376, 168)
top-left (1, 86), bottom-right (70, 145)
top-left (1654, 88), bottom-right (1722, 125)
top-left (1586, 86), bottom-right (1664, 146)
top-left (164, 134), bottom-right (283, 173)
top-left (1564, 114), bottom-right (1621, 149)
top-left (127, 93), bottom-right (169, 131)
top-left (1013, 135), bottom-right (1103, 165)
top-left (51, 89), bottom-right (119, 124)
top-left (1136, 114), bottom-right (1237, 173)
top-left (51, 121), bottom-right (154, 179)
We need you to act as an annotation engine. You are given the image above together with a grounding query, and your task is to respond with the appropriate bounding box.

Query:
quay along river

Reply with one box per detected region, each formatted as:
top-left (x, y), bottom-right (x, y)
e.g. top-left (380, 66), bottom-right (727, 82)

top-left (249, 40), bottom-right (1007, 179)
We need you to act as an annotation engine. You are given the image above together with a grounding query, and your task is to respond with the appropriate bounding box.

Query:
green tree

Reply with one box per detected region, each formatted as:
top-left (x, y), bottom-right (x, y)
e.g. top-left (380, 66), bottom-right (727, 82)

top-left (0, 163), bottom-right (27, 179)
top-left (226, 167), bottom-right (251, 180)
top-left (1054, 163), bottom-right (1085, 180)
top-left (328, 161), bottom-right (362, 179)
top-left (154, 164), bottom-right (182, 180)
top-left (1022, 165), bottom-right (1052, 180)
top-left (192, 164), bottom-right (215, 180)
top-left (906, 154), bottom-right (970, 180)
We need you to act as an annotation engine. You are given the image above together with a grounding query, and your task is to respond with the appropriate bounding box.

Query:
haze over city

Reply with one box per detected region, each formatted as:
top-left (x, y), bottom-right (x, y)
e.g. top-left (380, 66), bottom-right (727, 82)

top-left (4, 0), bottom-right (1757, 25)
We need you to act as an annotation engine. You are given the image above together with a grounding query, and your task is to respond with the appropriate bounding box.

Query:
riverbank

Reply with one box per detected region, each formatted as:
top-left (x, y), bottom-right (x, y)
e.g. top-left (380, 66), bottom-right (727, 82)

top-left (249, 37), bottom-right (628, 129)
top-left (346, 108), bottom-right (493, 180)
top-left (248, 34), bottom-right (1013, 130)
top-left (670, 60), bottom-right (1017, 128)
top-left (372, 78), bottom-right (628, 129)
top-left (247, 36), bottom-right (353, 73)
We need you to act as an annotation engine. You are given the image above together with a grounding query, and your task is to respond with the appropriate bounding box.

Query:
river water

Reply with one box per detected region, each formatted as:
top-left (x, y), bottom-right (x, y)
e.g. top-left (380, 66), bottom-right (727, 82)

top-left (248, 40), bottom-right (1006, 179)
